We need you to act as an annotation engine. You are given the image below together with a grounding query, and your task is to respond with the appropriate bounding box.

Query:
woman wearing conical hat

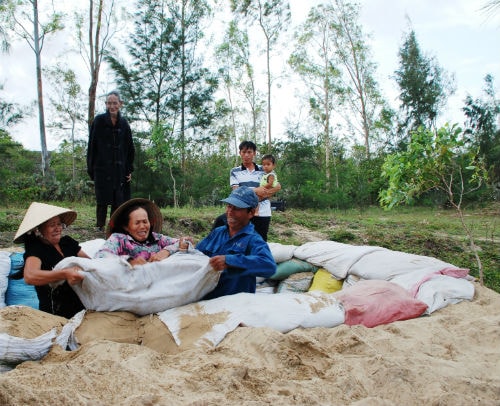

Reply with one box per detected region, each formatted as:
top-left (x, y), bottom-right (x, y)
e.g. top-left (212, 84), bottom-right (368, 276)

top-left (14, 202), bottom-right (90, 319)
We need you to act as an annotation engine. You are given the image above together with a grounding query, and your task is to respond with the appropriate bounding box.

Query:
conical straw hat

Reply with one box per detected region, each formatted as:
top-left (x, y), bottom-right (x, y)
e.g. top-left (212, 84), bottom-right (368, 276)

top-left (13, 202), bottom-right (77, 244)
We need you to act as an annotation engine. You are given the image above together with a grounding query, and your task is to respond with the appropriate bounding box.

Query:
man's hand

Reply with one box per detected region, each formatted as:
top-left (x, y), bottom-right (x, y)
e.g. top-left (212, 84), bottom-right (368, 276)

top-left (253, 186), bottom-right (267, 200)
top-left (254, 183), bottom-right (281, 200)
top-left (209, 255), bottom-right (226, 271)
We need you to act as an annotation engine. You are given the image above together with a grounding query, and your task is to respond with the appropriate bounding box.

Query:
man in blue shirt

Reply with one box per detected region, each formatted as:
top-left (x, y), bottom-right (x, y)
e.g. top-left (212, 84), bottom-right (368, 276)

top-left (212, 140), bottom-right (281, 241)
top-left (197, 187), bottom-right (276, 300)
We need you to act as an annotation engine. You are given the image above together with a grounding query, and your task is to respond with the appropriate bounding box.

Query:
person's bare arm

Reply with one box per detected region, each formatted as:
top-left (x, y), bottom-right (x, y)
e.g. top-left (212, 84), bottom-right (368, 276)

top-left (77, 249), bottom-right (90, 259)
top-left (263, 174), bottom-right (275, 189)
top-left (24, 256), bottom-right (84, 286)
top-left (254, 182), bottom-right (281, 200)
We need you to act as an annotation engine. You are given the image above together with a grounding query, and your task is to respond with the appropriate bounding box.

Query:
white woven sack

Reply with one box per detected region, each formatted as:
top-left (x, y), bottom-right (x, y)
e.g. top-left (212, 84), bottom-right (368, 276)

top-left (267, 242), bottom-right (298, 263)
top-left (55, 251), bottom-right (220, 316)
top-left (0, 252), bottom-right (11, 308)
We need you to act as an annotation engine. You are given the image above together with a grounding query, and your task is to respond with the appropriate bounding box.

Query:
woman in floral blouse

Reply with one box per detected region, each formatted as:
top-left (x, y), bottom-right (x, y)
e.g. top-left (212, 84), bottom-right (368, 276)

top-left (94, 198), bottom-right (192, 267)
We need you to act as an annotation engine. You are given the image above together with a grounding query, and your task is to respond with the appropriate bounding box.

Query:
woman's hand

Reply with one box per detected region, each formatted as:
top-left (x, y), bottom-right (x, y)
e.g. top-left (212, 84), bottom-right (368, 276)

top-left (179, 236), bottom-right (194, 251)
top-left (65, 266), bottom-right (85, 285)
top-left (128, 257), bottom-right (148, 266)
top-left (148, 250), bottom-right (171, 262)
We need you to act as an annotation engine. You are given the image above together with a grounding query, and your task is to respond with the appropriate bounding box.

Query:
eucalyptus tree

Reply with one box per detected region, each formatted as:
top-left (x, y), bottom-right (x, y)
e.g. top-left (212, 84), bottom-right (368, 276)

top-left (168, 0), bottom-right (217, 166)
top-left (0, 86), bottom-right (25, 130)
top-left (215, 21), bottom-right (245, 155)
top-left (107, 0), bottom-right (217, 167)
top-left (463, 74), bottom-right (500, 186)
top-left (0, 0), bottom-right (64, 176)
top-left (215, 20), bottom-right (266, 154)
top-left (231, 0), bottom-right (291, 148)
top-left (482, 0), bottom-right (500, 15)
top-left (107, 0), bottom-right (176, 125)
top-left (74, 0), bottom-right (121, 126)
top-left (288, 3), bottom-right (345, 190)
top-left (0, 1), bottom-right (9, 53)
top-left (45, 65), bottom-right (86, 181)
top-left (394, 29), bottom-right (454, 145)
top-left (323, 0), bottom-right (384, 159)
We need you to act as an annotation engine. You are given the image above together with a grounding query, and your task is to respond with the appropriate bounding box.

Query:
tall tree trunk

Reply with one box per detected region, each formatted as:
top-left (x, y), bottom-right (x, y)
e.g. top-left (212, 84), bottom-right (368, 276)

top-left (323, 74), bottom-right (331, 191)
top-left (180, 0), bottom-right (186, 169)
top-left (266, 35), bottom-right (271, 148)
top-left (33, 0), bottom-right (49, 175)
top-left (87, 0), bottom-right (103, 126)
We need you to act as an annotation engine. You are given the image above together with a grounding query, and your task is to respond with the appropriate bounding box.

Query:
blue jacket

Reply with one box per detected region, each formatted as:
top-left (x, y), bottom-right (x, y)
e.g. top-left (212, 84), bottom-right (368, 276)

top-left (196, 222), bottom-right (276, 299)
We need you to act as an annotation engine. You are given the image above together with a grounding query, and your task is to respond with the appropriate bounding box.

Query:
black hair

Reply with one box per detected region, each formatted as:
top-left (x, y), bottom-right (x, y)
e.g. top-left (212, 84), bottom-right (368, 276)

top-left (239, 140), bottom-right (257, 151)
top-left (261, 154), bottom-right (275, 164)
top-left (114, 204), bottom-right (153, 240)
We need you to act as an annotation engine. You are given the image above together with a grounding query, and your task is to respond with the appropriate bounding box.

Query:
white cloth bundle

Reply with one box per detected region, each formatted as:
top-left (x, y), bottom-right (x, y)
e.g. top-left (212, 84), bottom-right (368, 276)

top-left (158, 291), bottom-right (345, 348)
top-left (55, 251), bottom-right (220, 316)
top-left (0, 252), bottom-right (10, 308)
top-left (267, 242), bottom-right (298, 263)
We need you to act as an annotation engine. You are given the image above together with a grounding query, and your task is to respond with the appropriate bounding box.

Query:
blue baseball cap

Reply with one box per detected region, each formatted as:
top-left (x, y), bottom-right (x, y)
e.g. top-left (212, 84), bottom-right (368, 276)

top-left (221, 186), bottom-right (259, 209)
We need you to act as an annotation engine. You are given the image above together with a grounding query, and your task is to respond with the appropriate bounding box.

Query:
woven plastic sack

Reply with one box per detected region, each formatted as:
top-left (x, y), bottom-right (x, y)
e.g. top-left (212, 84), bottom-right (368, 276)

top-left (308, 268), bottom-right (343, 293)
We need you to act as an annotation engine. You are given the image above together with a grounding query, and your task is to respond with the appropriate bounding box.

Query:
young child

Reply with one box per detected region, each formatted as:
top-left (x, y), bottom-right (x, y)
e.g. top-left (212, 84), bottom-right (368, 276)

top-left (255, 154), bottom-right (279, 215)
top-left (260, 154), bottom-right (279, 190)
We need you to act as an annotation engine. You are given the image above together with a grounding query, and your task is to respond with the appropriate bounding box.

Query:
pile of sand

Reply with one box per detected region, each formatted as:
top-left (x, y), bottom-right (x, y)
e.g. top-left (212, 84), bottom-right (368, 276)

top-left (1, 283), bottom-right (499, 405)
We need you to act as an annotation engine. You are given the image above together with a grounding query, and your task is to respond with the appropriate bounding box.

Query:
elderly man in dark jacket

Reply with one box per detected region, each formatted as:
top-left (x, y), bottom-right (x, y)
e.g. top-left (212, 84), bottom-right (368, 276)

top-left (87, 90), bottom-right (135, 231)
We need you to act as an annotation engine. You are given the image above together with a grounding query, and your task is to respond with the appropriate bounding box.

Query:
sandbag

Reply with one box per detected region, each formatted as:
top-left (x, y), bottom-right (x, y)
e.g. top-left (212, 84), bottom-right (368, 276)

top-left (159, 291), bottom-right (345, 348)
top-left (0, 307), bottom-right (83, 371)
top-left (0, 252), bottom-right (10, 308)
top-left (415, 275), bottom-right (474, 314)
top-left (333, 280), bottom-right (428, 327)
top-left (293, 241), bottom-right (385, 279)
top-left (349, 249), bottom-right (467, 281)
top-left (267, 242), bottom-right (298, 263)
top-left (55, 251), bottom-right (220, 316)
top-left (79, 238), bottom-right (106, 258)
top-left (308, 268), bottom-right (343, 293)
top-left (5, 253), bottom-right (39, 309)
top-left (270, 258), bottom-right (317, 280)
top-left (277, 272), bottom-right (314, 293)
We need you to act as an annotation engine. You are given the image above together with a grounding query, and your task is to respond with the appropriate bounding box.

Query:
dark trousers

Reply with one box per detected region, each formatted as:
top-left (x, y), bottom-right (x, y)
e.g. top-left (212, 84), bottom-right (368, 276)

top-left (96, 203), bottom-right (120, 228)
top-left (251, 216), bottom-right (270, 242)
top-left (212, 213), bottom-right (271, 241)
top-left (95, 189), bottom-right (124, 228)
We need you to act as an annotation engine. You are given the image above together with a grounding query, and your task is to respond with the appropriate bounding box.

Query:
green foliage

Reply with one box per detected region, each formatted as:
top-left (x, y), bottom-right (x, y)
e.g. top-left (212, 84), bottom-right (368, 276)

top-left (0, 86), bottom-right (25, 129)
top-left (215, 20), bottom-right (267, 144)
top-left (107, 0), bottom-right (218, 165)
top-left (394, 30), bottom-right (453, 143)
top-left (328, 228), bottom-right (357, 243)
top-left (379, 124), bottom-right (488, 209)
top-left (0, 131), bottom-right (38, 203)
top-left (463, 74), bottom-right (500, 188)
top-left (379, 124), bottom-right (490, 283)
top-left (50, 140), bottom-right (88, 183)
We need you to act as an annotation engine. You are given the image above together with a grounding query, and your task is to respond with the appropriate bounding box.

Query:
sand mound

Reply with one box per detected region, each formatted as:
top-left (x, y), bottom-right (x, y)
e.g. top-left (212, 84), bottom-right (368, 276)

top-left (0, 282), bottom-right (499, 405)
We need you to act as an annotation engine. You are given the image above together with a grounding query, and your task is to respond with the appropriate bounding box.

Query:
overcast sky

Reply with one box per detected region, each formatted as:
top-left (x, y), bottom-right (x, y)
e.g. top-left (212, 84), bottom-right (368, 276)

top-left (1, 0), bottom-right (499, 151)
